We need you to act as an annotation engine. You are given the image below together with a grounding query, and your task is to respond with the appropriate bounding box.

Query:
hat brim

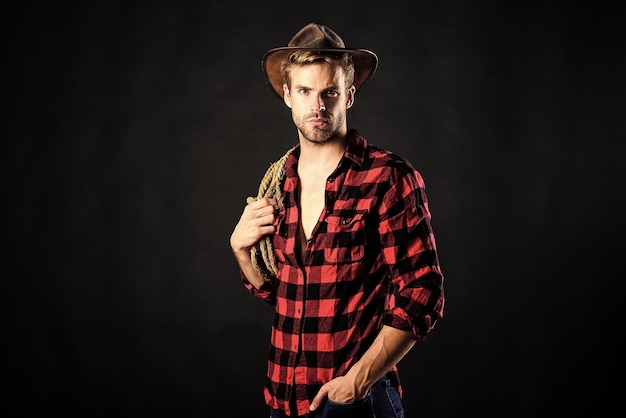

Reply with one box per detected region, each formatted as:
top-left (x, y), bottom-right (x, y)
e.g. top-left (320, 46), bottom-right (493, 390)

top-left (262, 47), bottom-right (378, 99)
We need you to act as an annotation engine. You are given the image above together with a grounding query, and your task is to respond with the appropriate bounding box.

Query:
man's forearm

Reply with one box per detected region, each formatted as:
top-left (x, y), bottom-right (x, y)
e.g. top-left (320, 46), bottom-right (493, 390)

top-left (232, 248), bottom-right (267, 289)
top-left (347, 325), bottom-right (417, 394)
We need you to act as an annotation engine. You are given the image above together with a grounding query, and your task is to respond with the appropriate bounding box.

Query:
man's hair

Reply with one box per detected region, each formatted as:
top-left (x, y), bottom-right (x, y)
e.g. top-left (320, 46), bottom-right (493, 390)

top-left (280, 50), bottom-right (355, 91)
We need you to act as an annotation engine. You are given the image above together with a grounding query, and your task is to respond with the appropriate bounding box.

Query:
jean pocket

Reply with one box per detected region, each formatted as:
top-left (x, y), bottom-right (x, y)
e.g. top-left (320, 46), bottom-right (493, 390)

top-left (323, 394), bottom-right (373, 418)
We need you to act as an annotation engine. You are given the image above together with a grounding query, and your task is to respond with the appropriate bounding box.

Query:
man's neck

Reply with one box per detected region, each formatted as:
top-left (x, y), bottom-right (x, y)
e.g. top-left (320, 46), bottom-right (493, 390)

top-left (297, 132), bottom-right (348, 170)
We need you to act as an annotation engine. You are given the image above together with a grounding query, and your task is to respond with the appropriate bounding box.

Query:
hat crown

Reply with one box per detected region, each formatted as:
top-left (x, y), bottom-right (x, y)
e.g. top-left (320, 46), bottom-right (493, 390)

top-left (287, 23), bottom-right (346, 49)
top-left (262, 22), bottom-right (378, 99)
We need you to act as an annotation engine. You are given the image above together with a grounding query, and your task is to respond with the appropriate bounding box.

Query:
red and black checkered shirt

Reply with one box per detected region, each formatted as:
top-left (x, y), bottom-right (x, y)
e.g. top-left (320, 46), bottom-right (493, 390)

top-left (242, 130), bottom-right (445, 416)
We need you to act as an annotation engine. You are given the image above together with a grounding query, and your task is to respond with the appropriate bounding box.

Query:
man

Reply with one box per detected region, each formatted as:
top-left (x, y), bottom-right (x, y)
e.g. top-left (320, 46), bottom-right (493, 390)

top-left (230, 22), bottom-right (445, 417)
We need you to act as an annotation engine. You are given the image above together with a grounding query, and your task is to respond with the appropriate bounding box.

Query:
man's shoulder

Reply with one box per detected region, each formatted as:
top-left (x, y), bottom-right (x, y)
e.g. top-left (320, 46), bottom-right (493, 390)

top-left (360, 141), bottom-right (417, 176)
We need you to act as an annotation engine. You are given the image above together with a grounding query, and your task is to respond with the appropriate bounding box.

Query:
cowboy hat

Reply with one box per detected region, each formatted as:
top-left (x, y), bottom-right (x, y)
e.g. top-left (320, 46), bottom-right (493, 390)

top-left (261, 22), bottom-right (378, 99)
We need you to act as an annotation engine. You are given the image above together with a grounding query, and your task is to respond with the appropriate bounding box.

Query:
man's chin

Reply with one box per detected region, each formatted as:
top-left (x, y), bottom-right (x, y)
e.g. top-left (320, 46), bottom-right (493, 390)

top-left (299, 128), bottom-right (331, 144)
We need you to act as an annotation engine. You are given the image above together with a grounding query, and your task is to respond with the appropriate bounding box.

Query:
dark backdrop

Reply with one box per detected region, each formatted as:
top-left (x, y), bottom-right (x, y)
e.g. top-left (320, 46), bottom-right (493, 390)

top-left (3, 1), bottom-right (623, 417)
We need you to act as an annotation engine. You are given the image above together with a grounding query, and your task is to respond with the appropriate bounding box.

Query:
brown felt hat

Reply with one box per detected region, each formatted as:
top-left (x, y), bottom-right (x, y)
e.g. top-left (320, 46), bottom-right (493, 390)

top-left (262, 22), bottom-right (378, 99)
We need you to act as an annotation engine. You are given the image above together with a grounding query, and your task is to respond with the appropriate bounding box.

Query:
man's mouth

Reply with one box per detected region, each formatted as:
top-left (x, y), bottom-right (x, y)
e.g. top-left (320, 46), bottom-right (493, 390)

top-left (308, 117), bottom-right (327, 127)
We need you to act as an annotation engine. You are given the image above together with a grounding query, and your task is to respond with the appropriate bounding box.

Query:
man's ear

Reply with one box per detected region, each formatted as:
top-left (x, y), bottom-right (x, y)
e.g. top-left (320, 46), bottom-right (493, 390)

top-left (346, 85), bottom-right (356, 109)
top-left (283, 84), bottom-right (292, 108)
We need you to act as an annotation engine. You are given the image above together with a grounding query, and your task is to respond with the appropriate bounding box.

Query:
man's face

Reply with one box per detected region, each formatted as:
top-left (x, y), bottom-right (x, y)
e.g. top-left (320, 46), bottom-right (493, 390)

top-left (283, 63), bottom-right (355, 144)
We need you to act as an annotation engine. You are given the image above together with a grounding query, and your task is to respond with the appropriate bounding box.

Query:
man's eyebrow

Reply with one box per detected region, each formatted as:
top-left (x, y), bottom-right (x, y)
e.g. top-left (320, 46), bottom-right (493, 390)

top-left (292, 83), bottom-right (339, 91)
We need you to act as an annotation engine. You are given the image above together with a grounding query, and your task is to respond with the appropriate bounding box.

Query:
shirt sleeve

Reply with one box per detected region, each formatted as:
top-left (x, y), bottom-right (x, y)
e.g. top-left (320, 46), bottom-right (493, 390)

top-left (378, 164), bottom-right (445, 340)
top-left (240, 270), bottom-right (277, 306)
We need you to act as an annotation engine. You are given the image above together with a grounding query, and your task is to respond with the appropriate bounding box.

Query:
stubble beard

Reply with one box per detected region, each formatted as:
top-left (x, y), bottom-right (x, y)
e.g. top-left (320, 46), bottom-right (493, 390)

top-left (295, 110), bottom-right (346, 145)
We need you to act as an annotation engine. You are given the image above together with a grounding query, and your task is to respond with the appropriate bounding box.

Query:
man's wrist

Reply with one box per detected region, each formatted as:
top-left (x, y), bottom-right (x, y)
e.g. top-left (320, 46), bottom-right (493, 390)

top-left (231, 246), bottom-right (252, 262)
top-left (346, 361), bottom-right (375, 397)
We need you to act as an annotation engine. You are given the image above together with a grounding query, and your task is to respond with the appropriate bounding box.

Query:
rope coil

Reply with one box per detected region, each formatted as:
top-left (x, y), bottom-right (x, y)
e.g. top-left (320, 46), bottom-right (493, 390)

top-left (247, 147), bottom-right (294, 280)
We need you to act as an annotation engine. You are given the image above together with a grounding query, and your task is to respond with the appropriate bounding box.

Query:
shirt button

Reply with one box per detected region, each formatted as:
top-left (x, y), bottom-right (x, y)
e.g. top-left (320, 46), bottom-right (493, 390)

top-left (327, 177), bottom-right (334, 183)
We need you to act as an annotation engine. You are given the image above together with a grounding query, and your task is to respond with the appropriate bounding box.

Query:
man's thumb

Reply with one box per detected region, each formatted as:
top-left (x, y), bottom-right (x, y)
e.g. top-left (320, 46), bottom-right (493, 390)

top-left (309, 386), bottom-right (328, 411)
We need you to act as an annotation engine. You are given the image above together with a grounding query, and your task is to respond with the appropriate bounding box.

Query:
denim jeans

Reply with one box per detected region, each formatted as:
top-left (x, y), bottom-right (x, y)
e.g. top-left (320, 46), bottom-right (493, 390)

top-left (269, 374), bottom-right (404, 418)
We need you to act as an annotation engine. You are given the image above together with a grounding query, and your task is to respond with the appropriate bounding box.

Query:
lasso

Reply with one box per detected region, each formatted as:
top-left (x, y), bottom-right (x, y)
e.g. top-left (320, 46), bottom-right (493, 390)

top-left (246, 147), bottom-right (294, 280)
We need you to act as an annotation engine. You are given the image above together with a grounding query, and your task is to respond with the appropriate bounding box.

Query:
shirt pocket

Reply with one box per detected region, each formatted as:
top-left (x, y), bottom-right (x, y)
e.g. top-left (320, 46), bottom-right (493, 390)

top-left (323, 210), bottom-right (368, 264)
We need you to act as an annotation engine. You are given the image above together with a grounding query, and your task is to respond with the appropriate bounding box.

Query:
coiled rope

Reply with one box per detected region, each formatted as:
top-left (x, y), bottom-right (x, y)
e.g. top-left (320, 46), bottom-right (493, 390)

top-left (246, 147), bottom-right (294, 280)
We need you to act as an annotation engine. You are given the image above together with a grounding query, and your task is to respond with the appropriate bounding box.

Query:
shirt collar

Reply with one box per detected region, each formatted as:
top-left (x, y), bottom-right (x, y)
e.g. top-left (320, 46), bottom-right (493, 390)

top-left (344, 129), bottom-right (367, 167)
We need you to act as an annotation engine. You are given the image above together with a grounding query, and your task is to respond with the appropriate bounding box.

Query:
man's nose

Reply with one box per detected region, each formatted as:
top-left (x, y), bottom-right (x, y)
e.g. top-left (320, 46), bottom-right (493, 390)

top-left (312, 96), bottom-right (326, 112)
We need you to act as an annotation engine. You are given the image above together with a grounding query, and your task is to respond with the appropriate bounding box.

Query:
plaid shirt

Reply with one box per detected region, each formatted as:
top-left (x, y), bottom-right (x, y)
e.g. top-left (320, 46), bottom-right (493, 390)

top-left (242, 130), bottom-right (444, 416)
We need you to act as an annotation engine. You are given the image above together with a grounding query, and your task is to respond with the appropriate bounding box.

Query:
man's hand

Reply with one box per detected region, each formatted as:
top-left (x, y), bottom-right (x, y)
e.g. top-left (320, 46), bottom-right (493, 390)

top-left (309, 374), bottom-right (366, 411)
top-left (230, 197), bottom-right (278, 289)
top-left (230, 197), bottom-right (277, 256)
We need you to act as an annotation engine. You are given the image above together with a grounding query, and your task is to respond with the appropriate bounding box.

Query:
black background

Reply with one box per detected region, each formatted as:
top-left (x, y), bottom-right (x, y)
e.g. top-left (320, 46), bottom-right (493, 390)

top-left (3, 1), bottom-right (623, 417)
